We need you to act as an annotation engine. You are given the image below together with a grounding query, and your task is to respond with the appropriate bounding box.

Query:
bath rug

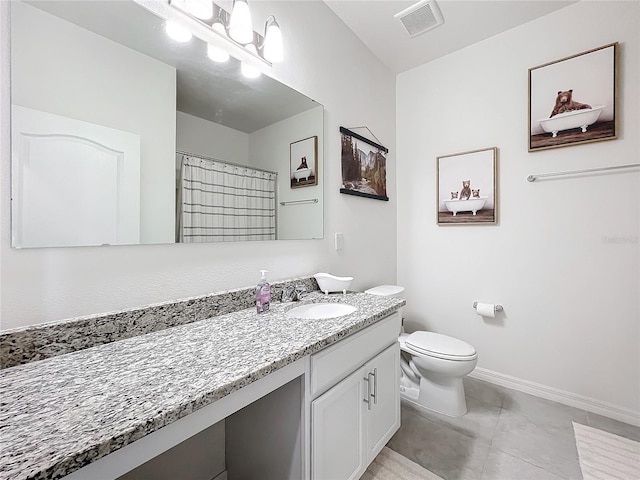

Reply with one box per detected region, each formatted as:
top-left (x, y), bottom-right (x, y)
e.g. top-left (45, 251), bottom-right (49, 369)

top-left (573, 422), bottom-right (640, 480)
top-left (361, 447), bottom-right (444, 480)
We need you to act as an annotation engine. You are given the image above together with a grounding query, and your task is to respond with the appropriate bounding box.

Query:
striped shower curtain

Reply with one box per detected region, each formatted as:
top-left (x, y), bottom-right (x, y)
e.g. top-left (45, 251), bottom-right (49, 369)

top-left (178, 155), bottom-right (277, 242)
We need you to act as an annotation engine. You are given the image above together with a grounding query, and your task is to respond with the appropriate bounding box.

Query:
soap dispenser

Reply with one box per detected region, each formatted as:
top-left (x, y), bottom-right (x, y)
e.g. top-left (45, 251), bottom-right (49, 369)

top-left (255, 270), bottom-right (271, 314)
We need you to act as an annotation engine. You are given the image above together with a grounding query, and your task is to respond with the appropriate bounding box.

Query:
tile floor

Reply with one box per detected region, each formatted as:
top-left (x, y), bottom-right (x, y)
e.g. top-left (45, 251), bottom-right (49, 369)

top-left (387, 377), bottom-right (640, 480)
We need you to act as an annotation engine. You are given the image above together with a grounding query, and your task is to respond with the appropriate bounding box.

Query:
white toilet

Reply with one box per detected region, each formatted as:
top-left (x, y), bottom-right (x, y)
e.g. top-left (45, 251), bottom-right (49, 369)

top-left (364, 285), bottom-right (478, 417)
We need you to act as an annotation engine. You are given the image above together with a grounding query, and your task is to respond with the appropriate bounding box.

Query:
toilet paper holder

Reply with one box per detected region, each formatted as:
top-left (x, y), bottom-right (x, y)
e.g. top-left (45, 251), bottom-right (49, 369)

top-left (473, 302), bottom-right (503, 312)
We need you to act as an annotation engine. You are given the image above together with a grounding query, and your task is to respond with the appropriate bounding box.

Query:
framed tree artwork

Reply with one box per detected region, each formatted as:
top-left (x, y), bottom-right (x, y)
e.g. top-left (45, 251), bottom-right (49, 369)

top-left (339, 126), bottom-right (389, 201)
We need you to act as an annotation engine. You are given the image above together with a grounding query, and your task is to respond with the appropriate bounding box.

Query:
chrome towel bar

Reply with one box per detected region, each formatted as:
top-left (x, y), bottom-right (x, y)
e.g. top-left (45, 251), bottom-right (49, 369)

top-left (280, 198), bottom-right (318, 206)
top-left (527, 163), bottom-right (639, 182)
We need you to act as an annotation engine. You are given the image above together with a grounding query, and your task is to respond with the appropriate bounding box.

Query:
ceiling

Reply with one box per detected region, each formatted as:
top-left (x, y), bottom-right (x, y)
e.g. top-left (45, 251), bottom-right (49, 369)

top-left (324, 0), bottom-right (577, 74)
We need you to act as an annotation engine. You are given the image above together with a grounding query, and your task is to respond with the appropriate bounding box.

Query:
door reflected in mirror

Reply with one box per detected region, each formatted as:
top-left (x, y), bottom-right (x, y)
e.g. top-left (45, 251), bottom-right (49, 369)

top-left (10, 0), bottom-right (324, 248)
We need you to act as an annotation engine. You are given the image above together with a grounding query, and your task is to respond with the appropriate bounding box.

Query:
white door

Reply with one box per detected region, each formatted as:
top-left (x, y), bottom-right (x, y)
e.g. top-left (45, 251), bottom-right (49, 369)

top-left (311, 365), bottom-right (367, 480)
top-left (11, 105), bottom-right (141, 248)
top-left (364, 343), bottom-right (401, 463)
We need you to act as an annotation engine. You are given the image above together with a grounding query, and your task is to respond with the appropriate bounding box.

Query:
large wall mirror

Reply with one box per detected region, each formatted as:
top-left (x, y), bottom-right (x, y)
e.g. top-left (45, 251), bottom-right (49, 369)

top-left (10, 0), bottom-right (324, 248)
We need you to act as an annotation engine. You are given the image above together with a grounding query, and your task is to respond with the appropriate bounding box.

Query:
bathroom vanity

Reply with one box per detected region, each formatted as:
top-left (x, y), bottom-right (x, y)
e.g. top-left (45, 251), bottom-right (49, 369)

top-left (0, 289), bottom-right (404, 480)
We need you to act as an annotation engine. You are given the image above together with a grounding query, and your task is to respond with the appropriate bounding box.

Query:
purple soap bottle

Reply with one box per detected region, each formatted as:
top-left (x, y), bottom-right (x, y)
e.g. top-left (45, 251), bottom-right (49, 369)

top-left (255, 270), bottom-right (271, 314)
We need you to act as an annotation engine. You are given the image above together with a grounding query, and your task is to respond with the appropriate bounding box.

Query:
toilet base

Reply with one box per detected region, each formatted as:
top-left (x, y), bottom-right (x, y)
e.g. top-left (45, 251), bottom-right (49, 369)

top-left (418, 374), bottom-right (468, 417)
top-left (399, 369), bottom-right (468, 417)
top-left (399, 375), bottom-right (420, 402)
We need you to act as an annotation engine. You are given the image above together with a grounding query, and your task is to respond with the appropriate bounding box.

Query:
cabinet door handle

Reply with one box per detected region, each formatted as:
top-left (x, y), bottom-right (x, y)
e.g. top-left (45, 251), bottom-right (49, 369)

top-left (363, 374), bottom-right (373, 410)
top-left (372, 368), bottom-right (378, 405)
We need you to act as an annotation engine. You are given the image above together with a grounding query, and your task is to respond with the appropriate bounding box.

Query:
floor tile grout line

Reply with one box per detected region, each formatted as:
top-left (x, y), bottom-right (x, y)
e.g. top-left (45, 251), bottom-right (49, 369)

top-left (487, 405), bottom-right (503, 449)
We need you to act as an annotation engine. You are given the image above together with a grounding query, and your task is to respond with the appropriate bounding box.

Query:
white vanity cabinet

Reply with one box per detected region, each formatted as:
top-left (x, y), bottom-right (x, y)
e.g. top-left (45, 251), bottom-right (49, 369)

top-left (309, 311), bottom-right (401, 480)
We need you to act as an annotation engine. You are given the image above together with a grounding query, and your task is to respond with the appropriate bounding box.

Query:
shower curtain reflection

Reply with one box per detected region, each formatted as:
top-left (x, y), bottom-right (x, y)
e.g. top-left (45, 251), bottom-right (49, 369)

top-left (177, 154), bottom-right (277, 242)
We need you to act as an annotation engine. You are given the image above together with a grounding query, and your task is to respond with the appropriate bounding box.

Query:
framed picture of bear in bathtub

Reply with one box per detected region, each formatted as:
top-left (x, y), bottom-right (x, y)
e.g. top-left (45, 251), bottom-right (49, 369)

top-left (290, 136), bottom-right (318, 188)
top-left (528, 42), bottom-right (618, 152)
top-left (437, 147), bottom-right (498, 226)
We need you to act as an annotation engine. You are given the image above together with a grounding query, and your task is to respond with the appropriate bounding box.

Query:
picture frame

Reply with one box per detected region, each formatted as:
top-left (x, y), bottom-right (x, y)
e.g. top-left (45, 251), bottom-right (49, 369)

top-left (339, 126), bottom-right (389, 201)
top-left (290, 136), bottom-right (318, 188)
top-left (437, 147), bottom-right (498, 226)
top-left (528, 42), bottom-right (618, 152)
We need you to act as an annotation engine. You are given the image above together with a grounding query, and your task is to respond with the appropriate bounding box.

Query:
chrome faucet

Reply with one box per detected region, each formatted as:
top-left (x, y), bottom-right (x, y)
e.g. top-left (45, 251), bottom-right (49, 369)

top-left (281, 284), bottom-right (307, 302)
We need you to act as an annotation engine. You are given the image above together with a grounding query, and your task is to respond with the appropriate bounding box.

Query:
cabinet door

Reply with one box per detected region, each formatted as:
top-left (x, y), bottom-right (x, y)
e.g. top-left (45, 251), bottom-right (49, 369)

top-left (311, 366), bottom-right (367, 480)
top-left (364, 343), bottom-right (400, 462)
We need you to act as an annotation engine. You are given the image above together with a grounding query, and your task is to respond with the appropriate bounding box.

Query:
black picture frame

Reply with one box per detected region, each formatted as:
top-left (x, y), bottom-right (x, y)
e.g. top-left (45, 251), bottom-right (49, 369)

top-left (339, 126), bottom-right (389, 201)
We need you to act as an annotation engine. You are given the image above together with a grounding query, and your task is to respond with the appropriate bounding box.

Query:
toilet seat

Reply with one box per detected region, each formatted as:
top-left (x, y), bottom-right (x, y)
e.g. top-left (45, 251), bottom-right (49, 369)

top-left (405, 331), bottom-right (477, 361)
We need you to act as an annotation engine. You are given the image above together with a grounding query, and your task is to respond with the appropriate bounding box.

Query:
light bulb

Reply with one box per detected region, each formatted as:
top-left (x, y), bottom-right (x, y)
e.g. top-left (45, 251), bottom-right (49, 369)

top-left (229, 0), bottom-right (253, 44)
top-left (212, 17), bottom-right (226, 36)
top-left (207, 44), bottom-right (230, 63)
top-left (165, 20), bottom-right (192, 43)
top-left (241, 62), bottom-right (261, 79)
top-left (185, 0), bottom-right (213, 20)
top-left (263, 16), bottom-right (283, 63)
top-left (241, 44), bottom-right (261, 78)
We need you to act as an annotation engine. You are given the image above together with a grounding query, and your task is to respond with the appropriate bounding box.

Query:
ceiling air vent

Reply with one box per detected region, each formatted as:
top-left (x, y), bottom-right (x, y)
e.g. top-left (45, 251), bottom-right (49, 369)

top-left (394, 0), bottom-right (445, 37)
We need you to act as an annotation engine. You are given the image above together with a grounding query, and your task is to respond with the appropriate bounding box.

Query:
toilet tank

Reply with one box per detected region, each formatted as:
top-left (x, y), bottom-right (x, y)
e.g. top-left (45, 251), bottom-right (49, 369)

top-left (364, 285), bottom-right (405, 331)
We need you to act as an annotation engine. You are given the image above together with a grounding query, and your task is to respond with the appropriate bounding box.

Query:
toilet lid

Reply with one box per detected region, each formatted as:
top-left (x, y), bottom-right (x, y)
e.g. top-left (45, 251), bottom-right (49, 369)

top-left (405, 331), bottom-right (477, 360)
top-left (365, 285), bottom-right (405, 296)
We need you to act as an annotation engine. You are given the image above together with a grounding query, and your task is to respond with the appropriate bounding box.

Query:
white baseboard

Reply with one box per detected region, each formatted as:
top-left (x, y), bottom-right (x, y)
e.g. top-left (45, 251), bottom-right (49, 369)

top-left (469, 367), bottom-right (640, 427)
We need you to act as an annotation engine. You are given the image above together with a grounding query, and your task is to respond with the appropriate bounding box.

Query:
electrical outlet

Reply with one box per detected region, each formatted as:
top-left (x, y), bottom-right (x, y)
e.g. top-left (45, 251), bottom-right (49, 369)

top-left (335, 232), bottom-right (344, 251)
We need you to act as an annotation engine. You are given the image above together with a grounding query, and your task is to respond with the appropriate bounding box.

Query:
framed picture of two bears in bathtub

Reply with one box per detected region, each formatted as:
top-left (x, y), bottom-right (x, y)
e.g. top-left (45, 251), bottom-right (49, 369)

top-left (437, 147), bottom-right (497, 226)
top-left (528, 42), bottom-right (618, 152)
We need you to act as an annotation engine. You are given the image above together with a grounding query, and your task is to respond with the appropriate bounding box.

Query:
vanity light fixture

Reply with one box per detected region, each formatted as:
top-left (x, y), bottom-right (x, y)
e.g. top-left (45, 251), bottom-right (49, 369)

top-left (206, 11), bottom-right (230, 62)
top-left (165, 0), bottom-right (283, 72)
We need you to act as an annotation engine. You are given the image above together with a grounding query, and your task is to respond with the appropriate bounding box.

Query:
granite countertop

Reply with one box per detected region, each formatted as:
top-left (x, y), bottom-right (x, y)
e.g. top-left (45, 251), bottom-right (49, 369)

top-left (0, 292), bottom-right (405, 480)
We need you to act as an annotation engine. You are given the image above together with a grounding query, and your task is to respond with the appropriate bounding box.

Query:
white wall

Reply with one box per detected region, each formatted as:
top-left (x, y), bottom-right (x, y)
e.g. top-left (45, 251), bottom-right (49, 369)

top-left (0, 1), bottom-right (396, 329)
top-left (11, 2), bottom-right (176, 246)
top-left (176, 111), bottom-right (249, 165)
top-left (397, 1), bottom-right (639, 420)
top-left (249, 106), bottom-right (324, 240)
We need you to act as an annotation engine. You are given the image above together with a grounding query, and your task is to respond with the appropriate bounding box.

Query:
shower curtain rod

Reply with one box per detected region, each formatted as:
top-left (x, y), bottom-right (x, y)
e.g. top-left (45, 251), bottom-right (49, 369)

top-left (527, 163), bottom-right (639, 182)
top-left (177, 150), bottom-right (278, 176)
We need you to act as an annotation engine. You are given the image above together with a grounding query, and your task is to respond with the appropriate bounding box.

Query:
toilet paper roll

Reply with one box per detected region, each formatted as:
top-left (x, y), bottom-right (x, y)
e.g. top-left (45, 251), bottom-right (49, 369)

top-left (475, 302), bottom-right (496, 318)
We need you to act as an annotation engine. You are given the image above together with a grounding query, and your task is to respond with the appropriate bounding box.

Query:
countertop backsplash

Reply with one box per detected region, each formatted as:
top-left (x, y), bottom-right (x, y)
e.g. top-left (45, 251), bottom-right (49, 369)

top-left (0, 276), bottom-right (319, 369)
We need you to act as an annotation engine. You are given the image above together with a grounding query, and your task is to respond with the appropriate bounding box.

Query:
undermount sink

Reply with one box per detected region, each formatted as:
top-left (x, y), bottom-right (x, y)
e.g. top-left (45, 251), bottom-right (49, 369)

top-left (286, 303), bottom-right (357, 320)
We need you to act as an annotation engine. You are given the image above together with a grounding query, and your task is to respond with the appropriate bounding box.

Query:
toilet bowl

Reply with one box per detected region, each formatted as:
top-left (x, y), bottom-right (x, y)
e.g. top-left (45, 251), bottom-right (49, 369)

top-left (364, 285), bottom-right (478, 417)
top-left (399, 332), bottom-right (477, 417)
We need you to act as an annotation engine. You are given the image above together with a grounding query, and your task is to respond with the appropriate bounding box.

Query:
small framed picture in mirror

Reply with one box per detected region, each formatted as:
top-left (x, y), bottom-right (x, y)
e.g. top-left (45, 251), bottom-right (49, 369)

top-left (290, 136), bottom-right (318, 188)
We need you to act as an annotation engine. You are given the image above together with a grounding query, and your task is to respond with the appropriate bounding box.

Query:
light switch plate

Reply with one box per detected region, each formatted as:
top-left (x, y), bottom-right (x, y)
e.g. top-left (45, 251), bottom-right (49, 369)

top-left (335, 232), bottom-right (344, 251)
